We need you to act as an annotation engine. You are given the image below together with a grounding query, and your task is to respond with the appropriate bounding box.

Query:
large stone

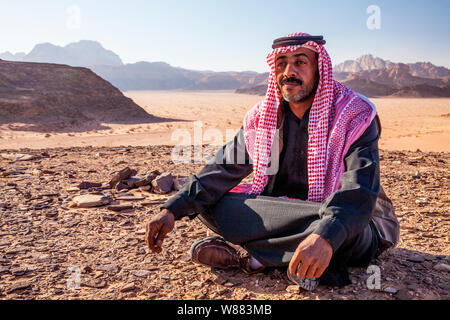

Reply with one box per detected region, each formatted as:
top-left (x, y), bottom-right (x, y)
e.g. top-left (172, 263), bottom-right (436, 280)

top-left (151, 173), bottom-right (174, 194)
top-left (1, 153), bottom-right (35, 161)
top-left (109, 167), bottom-right (137, 188)
top-left (407, 255), bottom-right (425, 263)
top-left (130, 270), bottom-right (151, 278)
top-left (96, 263), bottom-right (119, 273)
top-left (134, 172), bottom-right (159, 187)
top-left (6, 281), bottom-right (32, 294)
top-left (71, 194), bottom-right (111, 208)
top-left (107, 204), bottom-right (133, 212)
top-left (116, 195), bottom-right (146, 201)
top-left (383, 286), bottom-right (398, 294)
top-left (120, 282), bottom-right (136, 292)
top-left (433, 263), bottom-right (450, 272)
top-left (78, 181), bottom-right (103, 190)
top-left (173, 176), bottom-right (188, 191)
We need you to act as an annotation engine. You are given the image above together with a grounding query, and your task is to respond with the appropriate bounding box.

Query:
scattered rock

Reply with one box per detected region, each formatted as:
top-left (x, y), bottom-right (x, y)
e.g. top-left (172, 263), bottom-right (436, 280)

top-left (96, 264), bottom-right (119, 273)
top-left (11, 267), bottom-right (29, 276)
top-left (139, 185), bottom-right (152, 192)
top-left (173, 176), bottom-right (188, 191)
top-left (109, 167), bottom-right (137, 188)
top-left (130, 270), bottom-right (152, 278)
top-left (81, 279), bottom-right (107, 289)
top-left (78, 181), bottom-right (103, 189)
top-left (66, 186), bottom-right (80, 192)
top-left (120, 282), bottom-right (135, 292)
top-left (107, 204), bottom-right (134, 212)
top-left (6, 281), bottom-right (32, 293)
top-left (141, 199), bottom-right (167, 206)
top-left (285, 285), bottom-right (299, 293)
top-left (134, 173), bottom-right (158, 187)
top-left (406, 255), bottom-right (425, 263)
top-left (122, 177), bottom-right (141, 188)
top-left (433, 263), bottom-right (450, 272)
top-left (135, 229), bottom-right (146, 235)
top-left (1, 153), bottom-right (35, 162)
top-left (71, 194), bottom-right (111, 208)
top-left (383, 286), bottom-right (398, 294)
top-left (395, 287), bottom-right (415, 300)
top-left (43, 208), bottom-right (58, 218)
top-left (114, 195), bottom-right (146, 201)
top-left (115, 182), bottom-right (130, 191)
top-left (0, 266), bottom-right (10, 274)
top-left (151, 173), bottom-right (174, 194)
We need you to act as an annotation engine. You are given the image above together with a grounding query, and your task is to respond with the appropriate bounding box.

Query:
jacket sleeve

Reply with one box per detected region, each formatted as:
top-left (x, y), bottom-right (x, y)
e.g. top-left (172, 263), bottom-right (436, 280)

top-left (313, 119), bottom-right (381, 253)
top-left (160, 127), bottom-right (253, 220)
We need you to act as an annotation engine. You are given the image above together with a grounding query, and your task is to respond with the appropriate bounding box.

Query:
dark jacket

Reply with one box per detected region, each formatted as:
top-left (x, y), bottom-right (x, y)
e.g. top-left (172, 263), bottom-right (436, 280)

top-left (162, 103), bottom-right (399, 254)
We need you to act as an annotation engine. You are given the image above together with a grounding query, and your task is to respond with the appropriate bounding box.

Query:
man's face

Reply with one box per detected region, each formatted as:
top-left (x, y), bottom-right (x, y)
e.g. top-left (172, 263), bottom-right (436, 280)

top-left (274, 47), bottom-right (319, 103)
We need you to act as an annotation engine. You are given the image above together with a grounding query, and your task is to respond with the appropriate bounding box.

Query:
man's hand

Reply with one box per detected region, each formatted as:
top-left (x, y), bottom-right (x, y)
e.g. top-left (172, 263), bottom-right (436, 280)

top-left (288, 234), bottom-right (333, 279)
top-left (145, 209), bottom-right (175, 253)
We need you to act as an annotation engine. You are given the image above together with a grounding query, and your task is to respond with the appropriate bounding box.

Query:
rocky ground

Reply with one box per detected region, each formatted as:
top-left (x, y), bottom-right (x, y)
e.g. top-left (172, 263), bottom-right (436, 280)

top-left (0, 145), bottom-right (448, 300)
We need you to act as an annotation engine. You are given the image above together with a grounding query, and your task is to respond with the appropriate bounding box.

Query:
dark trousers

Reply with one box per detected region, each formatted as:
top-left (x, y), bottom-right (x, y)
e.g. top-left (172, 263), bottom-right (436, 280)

top-left (197, 192), bottom-right (379, 287)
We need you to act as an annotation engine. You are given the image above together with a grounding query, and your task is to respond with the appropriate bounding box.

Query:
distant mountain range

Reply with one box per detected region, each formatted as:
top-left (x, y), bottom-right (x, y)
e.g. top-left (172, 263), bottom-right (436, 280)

top-left (334, 54), bottom-right (450, 78)
top-left (1, 41), bottom-right (449, 97)
top-left (239, 55), bottom-right (450, 97)
top-left (0, 41), bottom-right (267, 91)
top-left (1, 40), bottom-right (122, 67)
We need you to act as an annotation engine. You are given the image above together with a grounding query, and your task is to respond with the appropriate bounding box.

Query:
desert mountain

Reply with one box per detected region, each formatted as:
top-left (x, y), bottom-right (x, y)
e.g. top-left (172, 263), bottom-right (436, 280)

top-left (334, 54), bottom-right (395, 73)
top-left (335, 54), bottom-right (450, 79)
top-left (241, 57), bottom-right (450, 98)
top-left (0, 51), bottom-right (26, 61)
top-left (4, 40), bottom-right (123, 67)
top-left (91, 63), bottom-right (267, 91)
top-left (3, 41), bottom-right (449, 97)
top-left (3, 40), bottom-right (269, 91)
top-left (0, 60), bottom-right (159, 127)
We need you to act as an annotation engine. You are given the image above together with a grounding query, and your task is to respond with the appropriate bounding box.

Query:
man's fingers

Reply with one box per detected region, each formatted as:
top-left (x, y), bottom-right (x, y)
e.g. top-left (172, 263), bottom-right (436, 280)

top-left (147, 222), bottom-right (161, 252)
top-left (296, 258), bottom-right (310, 279)
top-left (288, 251), bottom-right (303, 276)
top-left (155, 226), bottom-right (169, 249)
top-left (314, 264), bottom-right (327, 278)
top-left (305, 264), bottom-right (317, 279)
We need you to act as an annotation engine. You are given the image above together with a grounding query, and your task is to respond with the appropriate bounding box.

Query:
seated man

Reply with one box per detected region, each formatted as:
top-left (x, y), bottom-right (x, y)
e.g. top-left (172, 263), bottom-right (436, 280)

top-left (145, 32), bottom-right (400, 290)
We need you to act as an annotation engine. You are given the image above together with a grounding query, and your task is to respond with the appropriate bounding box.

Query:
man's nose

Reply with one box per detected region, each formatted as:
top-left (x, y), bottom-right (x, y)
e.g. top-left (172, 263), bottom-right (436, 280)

top-left (283, 62), bottom-right (296, 77)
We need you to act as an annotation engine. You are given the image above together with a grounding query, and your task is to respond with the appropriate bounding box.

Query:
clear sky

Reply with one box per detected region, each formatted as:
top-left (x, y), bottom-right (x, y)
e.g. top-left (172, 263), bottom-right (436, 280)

top-left (0, 0), bottom-right (449, 72)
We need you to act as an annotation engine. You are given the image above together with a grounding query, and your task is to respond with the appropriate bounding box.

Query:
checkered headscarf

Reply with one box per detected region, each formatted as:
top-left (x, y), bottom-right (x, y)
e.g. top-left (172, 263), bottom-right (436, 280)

top-left (242, 32), bottom-right (377, 202)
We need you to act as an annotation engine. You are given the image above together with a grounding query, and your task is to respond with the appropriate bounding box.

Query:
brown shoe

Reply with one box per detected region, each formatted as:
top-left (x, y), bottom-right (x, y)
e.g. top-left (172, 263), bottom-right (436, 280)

top-left (189, 236), bottom-right (265, 274)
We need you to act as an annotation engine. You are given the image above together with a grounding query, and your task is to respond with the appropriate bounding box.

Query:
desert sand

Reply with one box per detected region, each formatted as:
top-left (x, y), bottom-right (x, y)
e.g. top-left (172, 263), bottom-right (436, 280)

top-left (0, 91), bottom-right (449, 300)
top-left (0, 91), bottom-right (449, 152)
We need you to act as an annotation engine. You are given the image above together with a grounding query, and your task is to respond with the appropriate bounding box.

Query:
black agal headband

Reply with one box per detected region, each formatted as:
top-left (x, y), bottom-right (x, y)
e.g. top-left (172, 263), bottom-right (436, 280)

top-left (272, 35), bottom-right (326, 49)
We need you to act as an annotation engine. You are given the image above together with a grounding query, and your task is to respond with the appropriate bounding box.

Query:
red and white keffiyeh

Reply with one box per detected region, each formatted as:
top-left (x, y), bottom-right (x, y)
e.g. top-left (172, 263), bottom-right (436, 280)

top-left (236, 32), bottom-right (377, 202)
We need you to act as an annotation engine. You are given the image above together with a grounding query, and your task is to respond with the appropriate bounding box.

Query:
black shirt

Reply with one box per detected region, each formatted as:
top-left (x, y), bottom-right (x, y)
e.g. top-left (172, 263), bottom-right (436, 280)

top-left (271, 102), bottom-right (310, 199)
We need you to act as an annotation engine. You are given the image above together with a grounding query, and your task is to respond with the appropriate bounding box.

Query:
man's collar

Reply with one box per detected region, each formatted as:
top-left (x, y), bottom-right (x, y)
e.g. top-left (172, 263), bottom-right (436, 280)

top-left (282, 100), bottom-right (311, 122)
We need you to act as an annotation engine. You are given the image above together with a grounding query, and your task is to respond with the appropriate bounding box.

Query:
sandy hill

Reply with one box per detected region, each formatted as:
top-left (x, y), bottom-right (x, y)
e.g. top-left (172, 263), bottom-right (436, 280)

top-left (0, 59), bottom-right (158, 126)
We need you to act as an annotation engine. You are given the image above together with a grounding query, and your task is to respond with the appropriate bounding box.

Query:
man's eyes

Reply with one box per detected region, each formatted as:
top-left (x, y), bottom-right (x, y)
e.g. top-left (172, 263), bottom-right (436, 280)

top-left (276, 60), bottom-right (306, 68)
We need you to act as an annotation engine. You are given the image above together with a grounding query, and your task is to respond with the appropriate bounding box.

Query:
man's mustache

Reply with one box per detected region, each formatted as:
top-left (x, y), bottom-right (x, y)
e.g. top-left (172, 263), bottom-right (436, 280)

top-left (280, 77), bottom-right (303, 86)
